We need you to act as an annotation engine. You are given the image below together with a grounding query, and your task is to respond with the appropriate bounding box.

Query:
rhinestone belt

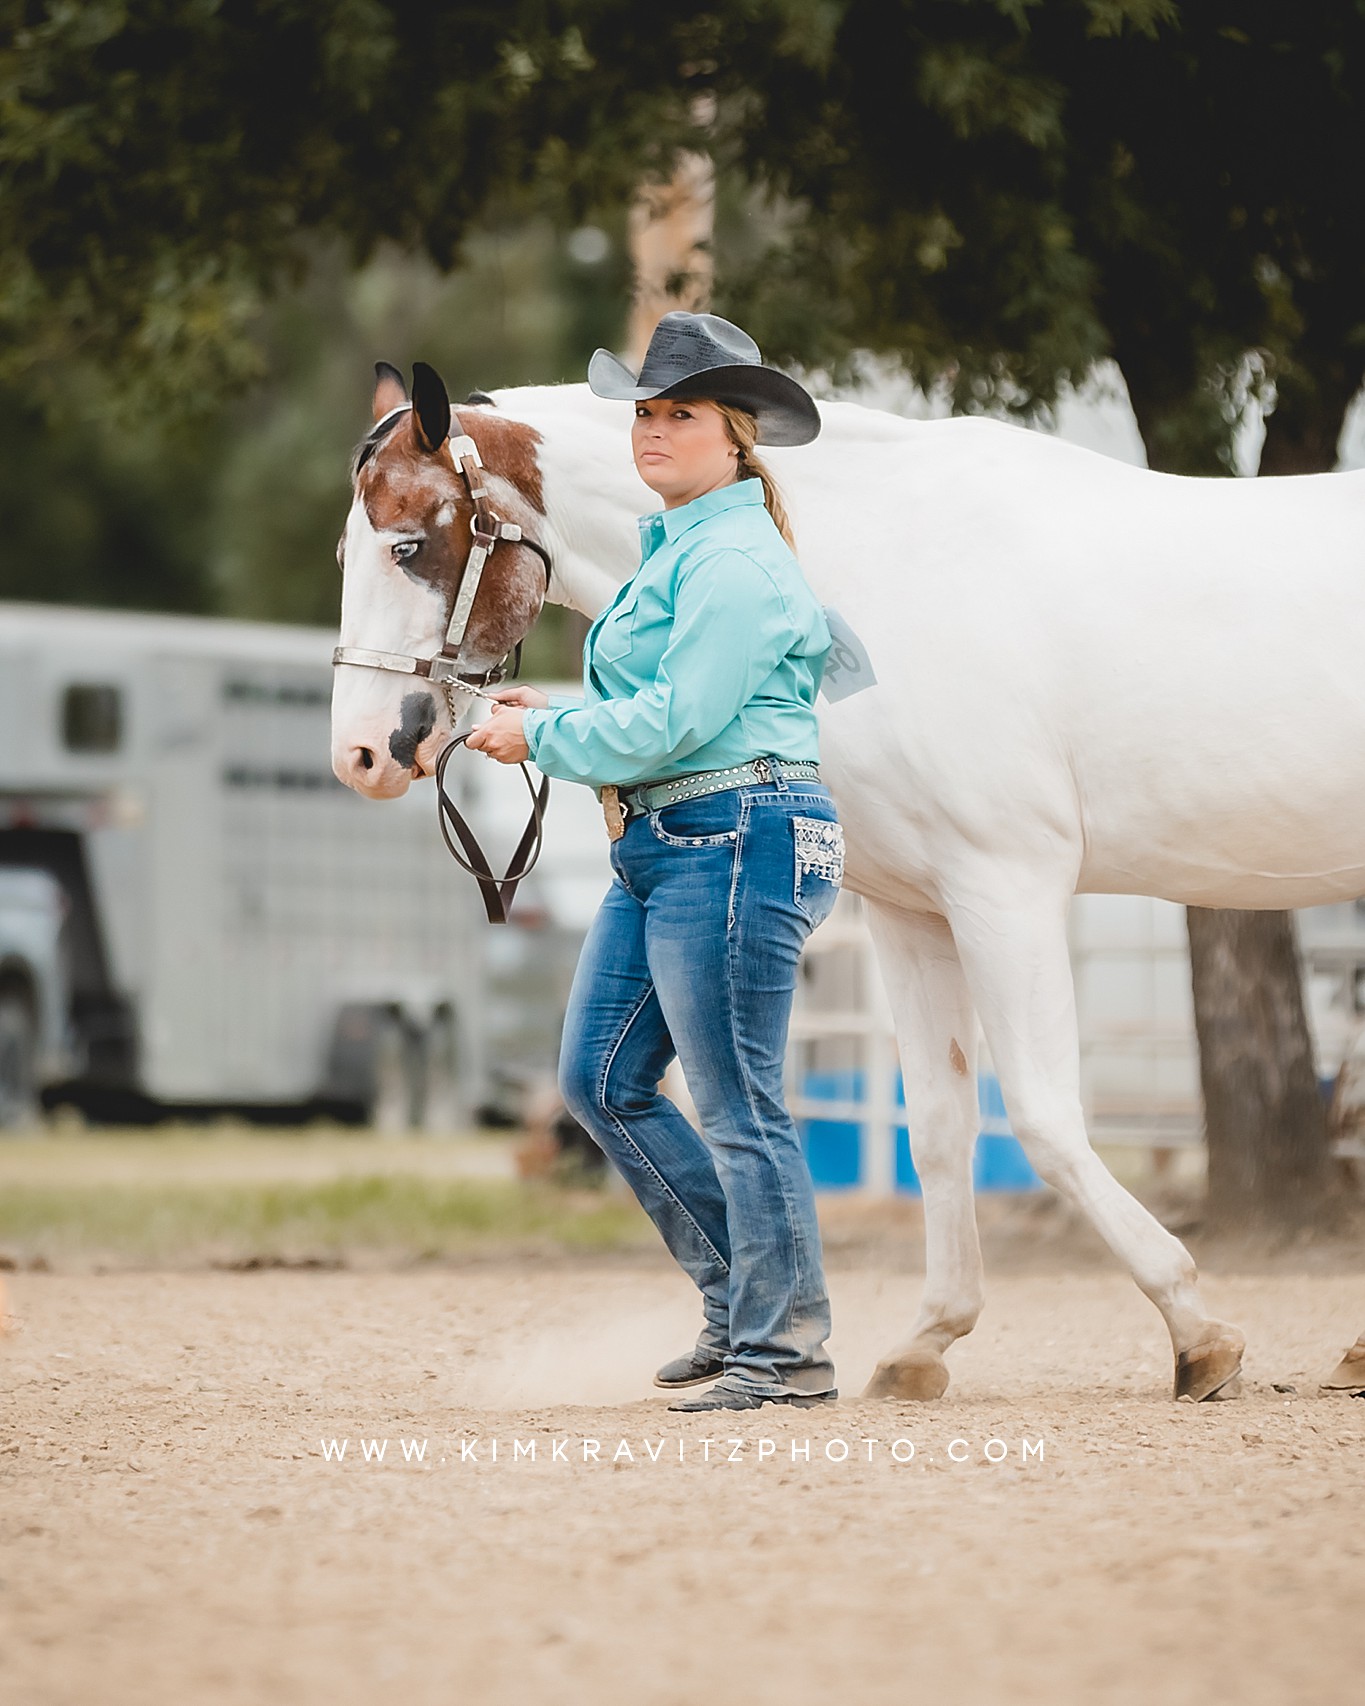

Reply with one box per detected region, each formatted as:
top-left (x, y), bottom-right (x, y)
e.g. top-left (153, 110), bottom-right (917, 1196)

top-left (619, 756), bottom-right (822, 817)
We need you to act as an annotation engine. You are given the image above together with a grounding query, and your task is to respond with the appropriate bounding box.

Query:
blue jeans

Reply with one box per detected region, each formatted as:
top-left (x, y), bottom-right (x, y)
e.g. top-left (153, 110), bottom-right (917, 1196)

top-left (559, 775), bottom-right (843, 1397)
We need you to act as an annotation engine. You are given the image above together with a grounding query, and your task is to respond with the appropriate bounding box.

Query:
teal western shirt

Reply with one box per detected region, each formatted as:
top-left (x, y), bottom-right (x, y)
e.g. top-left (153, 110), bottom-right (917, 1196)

top-left (521, 479), bottom-right (831, 789)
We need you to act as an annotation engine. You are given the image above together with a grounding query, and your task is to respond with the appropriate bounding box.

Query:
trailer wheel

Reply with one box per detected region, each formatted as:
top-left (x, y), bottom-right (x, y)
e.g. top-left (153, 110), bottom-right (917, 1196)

top-left (421, 1012), bottom-right (464, 1135)
top-left (0, 993), bottom-right (38, 1131)
top-left (370, 1015), bottom-right (421, 1134)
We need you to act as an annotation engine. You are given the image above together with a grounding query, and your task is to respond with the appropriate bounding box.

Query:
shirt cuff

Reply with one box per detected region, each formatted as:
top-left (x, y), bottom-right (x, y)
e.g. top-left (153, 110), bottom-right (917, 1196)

top-left (521, 707), bottom-right (548, 763)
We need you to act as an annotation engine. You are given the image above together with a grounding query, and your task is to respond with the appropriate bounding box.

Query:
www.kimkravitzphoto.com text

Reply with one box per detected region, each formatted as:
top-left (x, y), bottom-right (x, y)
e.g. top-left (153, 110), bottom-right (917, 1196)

top-left (316, 1434), bottom-right (1049, 1468)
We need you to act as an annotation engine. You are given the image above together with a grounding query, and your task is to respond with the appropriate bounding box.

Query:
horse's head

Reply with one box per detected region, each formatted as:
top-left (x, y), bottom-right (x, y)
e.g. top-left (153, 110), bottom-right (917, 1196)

top-left (331, 361), bottom-right (549, 798)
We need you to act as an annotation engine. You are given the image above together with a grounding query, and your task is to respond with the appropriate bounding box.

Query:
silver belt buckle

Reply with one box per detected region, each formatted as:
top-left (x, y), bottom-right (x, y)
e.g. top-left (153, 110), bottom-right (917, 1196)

top-left (752, 757), bottom-right (771, 783)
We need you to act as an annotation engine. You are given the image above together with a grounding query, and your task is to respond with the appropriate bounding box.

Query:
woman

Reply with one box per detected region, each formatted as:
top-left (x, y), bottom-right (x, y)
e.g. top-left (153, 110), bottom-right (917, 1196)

top-left (466, 312), bottom-right (844, 1412)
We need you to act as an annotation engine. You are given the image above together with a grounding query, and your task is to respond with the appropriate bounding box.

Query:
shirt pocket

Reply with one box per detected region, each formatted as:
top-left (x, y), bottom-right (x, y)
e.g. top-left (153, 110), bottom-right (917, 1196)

top-left (592, 596), bottom-right (639, 664)
top-left (593, 580), bottom-right (674, 682)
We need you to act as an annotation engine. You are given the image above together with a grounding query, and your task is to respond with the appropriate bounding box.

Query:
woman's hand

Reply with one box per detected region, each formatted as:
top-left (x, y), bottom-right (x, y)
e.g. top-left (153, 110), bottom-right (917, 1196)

top-left (488, 685), bottom-right (549, 710)
top-left (465, 707), bottom-right (530, 765)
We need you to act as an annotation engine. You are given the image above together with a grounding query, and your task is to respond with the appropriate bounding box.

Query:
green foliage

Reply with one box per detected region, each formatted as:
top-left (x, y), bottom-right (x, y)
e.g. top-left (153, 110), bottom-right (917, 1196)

top-left (0, 377), bottom-right (221, 610)
top-left (708, 0), bottom-right (1116, 414)
top-left (0, 0), bottom-right (686, 626)
top-left (0, 0), bottom-right (700, 417)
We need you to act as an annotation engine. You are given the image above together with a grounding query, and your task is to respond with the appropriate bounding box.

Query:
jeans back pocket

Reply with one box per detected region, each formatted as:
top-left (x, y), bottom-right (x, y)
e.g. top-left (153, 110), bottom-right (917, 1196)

top-left (792, 814), bottom-right (844, 924)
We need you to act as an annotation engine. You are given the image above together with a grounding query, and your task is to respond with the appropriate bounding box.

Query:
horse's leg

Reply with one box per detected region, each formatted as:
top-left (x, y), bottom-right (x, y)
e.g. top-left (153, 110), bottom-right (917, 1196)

top-left (947, 879), bottom-right (1245, 1402)
top-left (860, 904), bottom-right (984, 1401)
top-left (1322, 1331), bottom-right (1365, 1392)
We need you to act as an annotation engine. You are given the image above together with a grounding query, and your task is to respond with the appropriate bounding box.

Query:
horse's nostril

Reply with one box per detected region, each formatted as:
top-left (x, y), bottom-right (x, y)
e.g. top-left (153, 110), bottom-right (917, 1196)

top-left (357, 747), bottom-right (374, 772)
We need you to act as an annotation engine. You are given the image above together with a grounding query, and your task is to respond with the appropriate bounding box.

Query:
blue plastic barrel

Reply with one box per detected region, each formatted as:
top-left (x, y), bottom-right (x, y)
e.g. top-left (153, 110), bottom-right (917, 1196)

top-left (797, 1068), bottom-right (1042, 1192)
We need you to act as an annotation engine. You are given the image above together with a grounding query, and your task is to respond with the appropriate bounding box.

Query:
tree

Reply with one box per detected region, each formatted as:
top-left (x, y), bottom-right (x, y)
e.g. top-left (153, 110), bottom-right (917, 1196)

top-left (0, 0), bottom-right (699, 413)
top-left (0, 2), bottom-right (650, 633)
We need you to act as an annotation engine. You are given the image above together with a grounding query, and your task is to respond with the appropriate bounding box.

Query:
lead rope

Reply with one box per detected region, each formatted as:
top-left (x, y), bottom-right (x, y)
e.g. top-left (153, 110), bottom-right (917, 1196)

top-left (431, 408), bottom-right (555, 923)
top-left (435, 733), bottom-right (551, 925)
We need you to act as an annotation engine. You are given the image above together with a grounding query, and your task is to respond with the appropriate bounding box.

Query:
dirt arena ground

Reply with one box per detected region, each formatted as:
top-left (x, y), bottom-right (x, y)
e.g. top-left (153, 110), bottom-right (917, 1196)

top-left (4, 1248), bottom-right (1364, 1706)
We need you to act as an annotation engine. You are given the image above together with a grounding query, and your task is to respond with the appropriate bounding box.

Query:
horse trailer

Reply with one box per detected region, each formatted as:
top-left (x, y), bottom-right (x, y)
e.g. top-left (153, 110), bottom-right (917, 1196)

top-left (0, 603), bottom-right (499, 1129)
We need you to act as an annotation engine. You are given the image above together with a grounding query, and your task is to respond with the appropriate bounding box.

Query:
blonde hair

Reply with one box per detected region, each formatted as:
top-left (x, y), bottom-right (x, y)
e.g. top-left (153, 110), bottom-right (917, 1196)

top-left (715, 402), bottom-right (796, 550)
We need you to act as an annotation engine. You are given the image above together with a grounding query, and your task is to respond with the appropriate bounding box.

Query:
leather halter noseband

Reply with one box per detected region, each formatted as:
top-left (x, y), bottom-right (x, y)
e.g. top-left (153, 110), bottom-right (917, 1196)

top-left (332, 401), bottom-right (553, 924)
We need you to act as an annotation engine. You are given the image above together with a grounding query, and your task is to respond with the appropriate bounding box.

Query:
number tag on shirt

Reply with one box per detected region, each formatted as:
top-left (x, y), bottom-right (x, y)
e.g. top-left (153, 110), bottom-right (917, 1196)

top-left (819, 606), bottom-right (878, 702)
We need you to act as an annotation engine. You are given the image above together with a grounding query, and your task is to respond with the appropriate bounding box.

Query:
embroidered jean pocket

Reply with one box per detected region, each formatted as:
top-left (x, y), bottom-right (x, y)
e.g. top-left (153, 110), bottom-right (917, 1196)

top-left (793, 815), bottom-right (844, 925)
top-left (648, 795), bottom-right (741, 847)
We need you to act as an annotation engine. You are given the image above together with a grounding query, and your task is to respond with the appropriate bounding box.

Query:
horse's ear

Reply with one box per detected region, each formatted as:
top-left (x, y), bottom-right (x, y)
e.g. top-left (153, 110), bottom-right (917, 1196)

top-left (372, 361), bottom-right (408, 422)
top-left (411, 362), bottom-right (452, 453)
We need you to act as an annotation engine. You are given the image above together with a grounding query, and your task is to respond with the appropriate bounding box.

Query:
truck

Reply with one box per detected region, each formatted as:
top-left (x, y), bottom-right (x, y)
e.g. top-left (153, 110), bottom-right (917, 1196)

top-left (0, 602), bottom-right (504, 1129)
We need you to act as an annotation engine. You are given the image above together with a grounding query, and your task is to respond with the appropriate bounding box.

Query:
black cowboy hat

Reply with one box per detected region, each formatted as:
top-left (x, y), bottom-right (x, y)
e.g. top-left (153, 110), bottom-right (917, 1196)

top-left (587, 312), bottom-right (821, 447)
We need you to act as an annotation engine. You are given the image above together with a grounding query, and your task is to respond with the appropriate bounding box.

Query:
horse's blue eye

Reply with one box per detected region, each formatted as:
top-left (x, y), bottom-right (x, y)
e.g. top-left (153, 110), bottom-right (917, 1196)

top-left (392, 540), bottom-right (420, 562)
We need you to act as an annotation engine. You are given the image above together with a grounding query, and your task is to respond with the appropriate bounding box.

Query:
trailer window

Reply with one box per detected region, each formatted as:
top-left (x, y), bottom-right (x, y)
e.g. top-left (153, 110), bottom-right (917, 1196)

top-left (62, 684), bottom-right (123, 753)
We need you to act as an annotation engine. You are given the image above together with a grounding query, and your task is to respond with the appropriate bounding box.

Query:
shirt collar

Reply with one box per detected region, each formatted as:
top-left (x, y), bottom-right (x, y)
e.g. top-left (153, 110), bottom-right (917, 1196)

top-left (638, 478), bottom-right (765, 548)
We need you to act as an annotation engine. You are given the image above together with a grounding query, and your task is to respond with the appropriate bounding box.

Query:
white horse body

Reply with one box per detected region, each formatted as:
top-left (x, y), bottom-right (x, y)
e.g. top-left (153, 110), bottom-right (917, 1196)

top-left (516, 386), bottom-right (1365, 910)
top-left (333, 378), bottom-right (1365, 1399)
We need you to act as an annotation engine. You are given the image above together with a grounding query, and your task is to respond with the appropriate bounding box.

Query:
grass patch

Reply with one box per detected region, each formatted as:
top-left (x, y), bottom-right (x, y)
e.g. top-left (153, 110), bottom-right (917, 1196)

top-left (0, 1174), bottom-right (651, 1266)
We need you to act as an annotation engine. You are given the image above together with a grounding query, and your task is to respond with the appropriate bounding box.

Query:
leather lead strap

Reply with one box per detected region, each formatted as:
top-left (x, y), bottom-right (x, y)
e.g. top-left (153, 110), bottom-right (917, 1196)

top-left (435, 734), bottom-right (550, 925)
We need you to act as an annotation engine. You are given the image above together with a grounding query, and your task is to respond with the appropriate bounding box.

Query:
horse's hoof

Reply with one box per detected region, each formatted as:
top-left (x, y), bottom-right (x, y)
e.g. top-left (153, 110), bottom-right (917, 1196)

top-left (1174, 1324), bottom-right (1246, 1402)
top-left (862, 1350), bottom-right (951, 1401)
top-left (1320, 1334), bottom-right (1365, 1393)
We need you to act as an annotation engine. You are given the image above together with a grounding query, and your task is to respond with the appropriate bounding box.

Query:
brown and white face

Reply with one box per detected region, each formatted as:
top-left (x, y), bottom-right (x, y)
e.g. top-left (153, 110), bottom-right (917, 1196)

top-left (331, 363), bottom-right (548, 799)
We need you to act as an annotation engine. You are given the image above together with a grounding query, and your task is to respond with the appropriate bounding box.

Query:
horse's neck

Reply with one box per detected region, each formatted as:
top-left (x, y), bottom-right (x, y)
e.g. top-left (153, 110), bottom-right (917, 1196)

top-left (497, 384), bottom-right (645, 619)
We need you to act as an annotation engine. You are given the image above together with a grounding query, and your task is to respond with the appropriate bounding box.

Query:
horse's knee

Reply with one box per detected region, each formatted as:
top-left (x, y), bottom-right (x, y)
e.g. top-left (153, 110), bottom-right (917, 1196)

top-left (908, 1095), bottom-right (979, 1186)
top-left (1004, 1091), bottom-right (1090, 1191)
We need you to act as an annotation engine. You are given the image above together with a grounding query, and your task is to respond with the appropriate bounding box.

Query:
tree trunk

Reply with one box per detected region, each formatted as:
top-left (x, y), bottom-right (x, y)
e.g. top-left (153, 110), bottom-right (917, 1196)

top-left (1186, 907), bottom-right (1328, 1229)
top-left (1257, 359), bottom-right (1361, 479)
top-left (625, 144), bottom-right (714, 366)
top-left (1122, 368), bottom-right (1334, 1230)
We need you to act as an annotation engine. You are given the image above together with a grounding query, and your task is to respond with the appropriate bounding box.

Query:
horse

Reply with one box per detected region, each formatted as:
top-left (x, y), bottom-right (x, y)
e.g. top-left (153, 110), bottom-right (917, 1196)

top-left (331, 360), bottom-right (1365, 1403)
